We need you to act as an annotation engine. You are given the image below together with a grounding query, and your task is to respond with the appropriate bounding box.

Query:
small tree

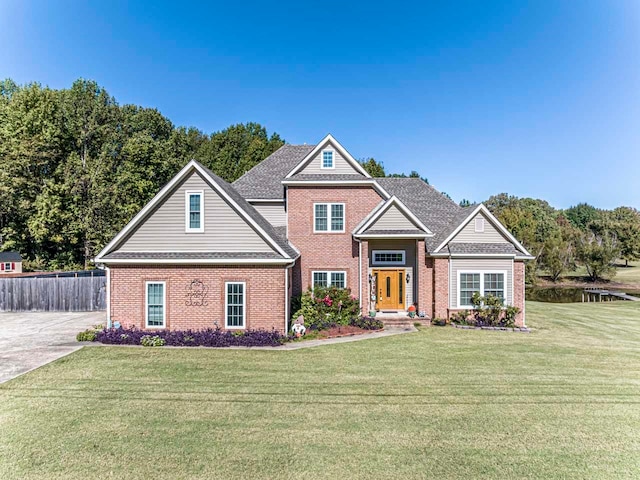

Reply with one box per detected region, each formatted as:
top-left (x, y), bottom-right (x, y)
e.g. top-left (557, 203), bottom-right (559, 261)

top-left (576, 231), bottom-right (619, 282)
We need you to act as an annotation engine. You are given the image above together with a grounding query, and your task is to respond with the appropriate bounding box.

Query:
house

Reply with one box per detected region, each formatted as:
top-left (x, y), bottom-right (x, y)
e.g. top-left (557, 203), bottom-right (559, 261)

top-left (95, 134), bottom-right (533, 332)
top-left (0, 251), bottom-right (23, 274)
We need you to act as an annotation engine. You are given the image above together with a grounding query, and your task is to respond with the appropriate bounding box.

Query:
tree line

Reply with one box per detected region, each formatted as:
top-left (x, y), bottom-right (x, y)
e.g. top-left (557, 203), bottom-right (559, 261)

top-left (2, 78), bottom-right (637, 279)
top-left (0, 79), bottom-right (284, 270)
top-left (482, 195), bottom-right (640, 283)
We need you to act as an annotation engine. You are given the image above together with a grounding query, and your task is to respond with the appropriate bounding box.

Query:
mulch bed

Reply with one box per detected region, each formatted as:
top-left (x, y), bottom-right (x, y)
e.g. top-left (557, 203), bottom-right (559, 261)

top-left (313, 325), bottom-right (383, 339)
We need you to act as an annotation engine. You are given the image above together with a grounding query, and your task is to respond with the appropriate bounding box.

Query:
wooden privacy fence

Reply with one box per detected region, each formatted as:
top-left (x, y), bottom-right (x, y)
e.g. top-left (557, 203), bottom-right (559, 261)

top-left (0, 273), bottom-right (106, 312)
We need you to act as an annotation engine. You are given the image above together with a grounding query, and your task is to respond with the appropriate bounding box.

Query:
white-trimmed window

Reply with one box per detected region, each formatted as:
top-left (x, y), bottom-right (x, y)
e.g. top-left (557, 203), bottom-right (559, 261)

top-left (4, 262), bottom-right (12, 271)
top-left (312, 271), bottom-right (346, 289)
top-left (146, 282), bottom-right (166, 328)
top-left (458, 271), bottom-right (506, 307)
top-left (321, 150), bottom-right (334, 169)
top-left (225, 282), bottom-right (246, 329)
top-left (372, 250), bottom-right (405, 266)
top-left (314, 203), bottom-right (344, 232)
top-left (185, 190), bottom-right (204, 233)
top-left (475, 217), bottom-right (485, 233)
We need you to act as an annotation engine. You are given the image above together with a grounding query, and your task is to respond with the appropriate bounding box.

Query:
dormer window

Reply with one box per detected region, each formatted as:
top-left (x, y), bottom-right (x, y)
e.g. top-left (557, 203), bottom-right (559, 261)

top-left (322, 150), bottom-right (334, 169)
top-left (185, 190), bottom-right (204, 233)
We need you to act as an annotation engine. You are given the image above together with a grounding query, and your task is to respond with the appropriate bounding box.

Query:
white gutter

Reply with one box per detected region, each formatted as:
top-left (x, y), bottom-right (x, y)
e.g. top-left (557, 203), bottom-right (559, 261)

top-left (95, 258), bottom-right (295, 265)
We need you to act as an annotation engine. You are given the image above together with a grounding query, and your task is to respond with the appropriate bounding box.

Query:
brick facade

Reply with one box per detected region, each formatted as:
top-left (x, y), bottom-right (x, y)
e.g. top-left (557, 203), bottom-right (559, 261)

top-left (513, 261), bottom-right (526, 327)
top-left (109, 265), bottom-right (287, 332)
top-left (433, 258), bottom-right (449, 319)
top-left (287, 186), bottom-right (383, 297)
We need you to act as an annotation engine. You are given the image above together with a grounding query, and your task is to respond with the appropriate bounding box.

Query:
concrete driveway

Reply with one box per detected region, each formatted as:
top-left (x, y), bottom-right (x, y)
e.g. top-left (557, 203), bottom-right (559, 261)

top-left (0, 311), bottom-right (105, 383)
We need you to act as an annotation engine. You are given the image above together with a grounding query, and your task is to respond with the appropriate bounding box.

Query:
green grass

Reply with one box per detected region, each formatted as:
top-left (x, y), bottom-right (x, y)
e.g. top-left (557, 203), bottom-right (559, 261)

top-left (541, 260), bottom-right (640, 287)
top-left (2, 302), bottom-right (640, 479)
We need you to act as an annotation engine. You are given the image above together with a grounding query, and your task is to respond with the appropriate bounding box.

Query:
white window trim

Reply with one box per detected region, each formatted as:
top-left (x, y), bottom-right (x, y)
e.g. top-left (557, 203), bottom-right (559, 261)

top-left (185, 190), bottom-right (204, 233)
top-left (475, 217), bottom-right (485, 233)
top-left (145, 281), bottom-right (166, 328)
top-left (4, 262), bottom-right (12, 271)
top-left (320, 149), bottom-right (335, 169)
top-left (225, 281), bottom-right (246, 330)
top-left (456, 270), bottom-right (507, 309)
top-left (313, 202), bottom-right (345, 233)
top-left (311, 270), bottom-right (347, 289)
top-left (372, 250), bottom-right (406, 266)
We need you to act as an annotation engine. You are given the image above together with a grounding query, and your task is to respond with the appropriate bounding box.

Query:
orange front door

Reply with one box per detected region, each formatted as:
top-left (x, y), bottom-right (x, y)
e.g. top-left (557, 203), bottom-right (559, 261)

top-left (375, 269), bottom-right (404, 310)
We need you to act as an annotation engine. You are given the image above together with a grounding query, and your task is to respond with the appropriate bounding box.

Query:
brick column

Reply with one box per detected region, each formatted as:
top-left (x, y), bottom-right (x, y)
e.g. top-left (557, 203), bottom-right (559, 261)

top-left (360, 240), bottom-right (370, 315)
top-left (433, 258), bottom-right (449, 319)
top-left (513, 261), bottom-right (525, 327)
top-left (424, 257), bottom-right (434, 318)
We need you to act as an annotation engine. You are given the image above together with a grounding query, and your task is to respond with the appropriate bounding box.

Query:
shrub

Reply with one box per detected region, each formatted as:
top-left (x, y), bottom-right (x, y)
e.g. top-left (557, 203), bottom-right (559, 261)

top-left (468, 293), bottom-right (521, 327)
top-left (140, 335), bottom-right (166, 347)
top-left (292, 286), bottom-right (360, 330)
top-left (95, 327), bottom-right (288, 347)
top-left (432, 317), bottom-right (447, 326)
top-left (76, 329), bottom-right (97, 342)
top-left (349, 316), bottom-right (383, 330)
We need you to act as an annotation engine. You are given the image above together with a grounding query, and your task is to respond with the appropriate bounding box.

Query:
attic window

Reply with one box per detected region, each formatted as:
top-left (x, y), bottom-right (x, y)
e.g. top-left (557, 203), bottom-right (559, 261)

top-left (185, 190), bottom-right (204, 233)
top-left (475, 217), bottom-right (485, 233)
top-left (322, 150), bottom-right (334, 169)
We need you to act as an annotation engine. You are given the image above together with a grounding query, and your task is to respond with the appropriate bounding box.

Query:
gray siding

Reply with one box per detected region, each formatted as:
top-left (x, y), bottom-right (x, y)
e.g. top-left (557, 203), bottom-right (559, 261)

top-left (367, 239), bottom-right (417, 308)
top-left (299, 140), bottom-right (361, 175)
top-left (450, 258), bottom-right (514, 308)
top-left (367, 204), bottom-right (418, 231)
top-left (451, 213), bottom-right (509, 244)
top-left (116, 171), bottom-right (276, 253)
top-left (252, 202), bottom-right (286, 227)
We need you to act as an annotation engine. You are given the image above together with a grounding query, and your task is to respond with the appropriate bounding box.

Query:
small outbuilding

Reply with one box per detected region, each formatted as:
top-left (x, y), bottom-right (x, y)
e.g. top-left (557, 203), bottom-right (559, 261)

top-left (0, 251), bottom-right (23, 274)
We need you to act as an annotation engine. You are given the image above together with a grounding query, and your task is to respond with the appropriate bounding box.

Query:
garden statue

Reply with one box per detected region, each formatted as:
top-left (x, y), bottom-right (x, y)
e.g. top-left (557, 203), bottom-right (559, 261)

top-left (292, 315), bottom-right (306, 337)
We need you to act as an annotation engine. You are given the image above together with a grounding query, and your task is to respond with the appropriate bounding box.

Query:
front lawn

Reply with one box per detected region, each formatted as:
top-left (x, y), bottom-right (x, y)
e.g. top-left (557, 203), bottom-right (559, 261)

top-left (1, 301), bottom-right (640, 479)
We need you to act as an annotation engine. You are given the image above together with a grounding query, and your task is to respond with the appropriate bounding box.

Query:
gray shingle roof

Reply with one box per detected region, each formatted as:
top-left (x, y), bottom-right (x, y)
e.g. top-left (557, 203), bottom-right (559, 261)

top-left (286, 174), bottom-right (369, 182)
top-left (375, 178), bottom-right (465, 251)
top-left (102, 251), bottom-right (286, 260)
top-left (233, 145), bottom-right (314, 199)
top-left (447, 243), bottom-right (521, 255)
top-left (197, 162), bottom-right (299, 259)
top-left (0, 251), bottom-right (22, 262)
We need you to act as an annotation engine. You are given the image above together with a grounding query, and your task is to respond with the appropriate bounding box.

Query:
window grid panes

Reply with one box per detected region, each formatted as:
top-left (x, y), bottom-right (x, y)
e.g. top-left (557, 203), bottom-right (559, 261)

top-left (188, 193), bottom-right (201, 230)
top-left (459, 273), bottom-right (480, 307)
top-left (373, 252), bottom-right (405, 264)
top-left (146, 283), bottom-right (164, 327)
top-left (315, 204), bottom-right (328, 231)
top-left (484, 273), bottom-right (505, 302)
top-left (226, 283), bottom-right (244, 328)
top-left (331, 204), bottom-right (344, 231)
top-left (322, 151), bottom-right (334, 168)
top-left (313, 272), bottom-right (328, 288)
top-left (313, 271), bottom-right (346, 289)
top-left (314, 203), bottom-right (344, 232)
top-left (4, 263), bottom-right (12, 271)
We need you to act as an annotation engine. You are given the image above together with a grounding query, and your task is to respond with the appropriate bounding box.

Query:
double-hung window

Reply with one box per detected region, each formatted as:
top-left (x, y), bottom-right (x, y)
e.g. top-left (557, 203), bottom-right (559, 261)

top-left (3, 262), bottom-right (12, 271)
top-left (312, 271), bottom-right (346, 289)
top-left (225, 282), bottom-right (245, 329)
top-left (146, 282), bottom-right (166, 328)
top-left (185, 190), bottom-right (204, 232)
top-left (458, 272), bottom-right (506, 307)
top-left (314, 203), bottom-right (344, 233)
top-left (322, 150), bottom-right (334, 169)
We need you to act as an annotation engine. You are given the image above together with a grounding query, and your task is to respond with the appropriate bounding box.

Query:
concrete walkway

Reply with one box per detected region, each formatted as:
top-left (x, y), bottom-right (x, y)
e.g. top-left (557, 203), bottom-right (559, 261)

top-left (0, 311), bottom-right (106, 383)
top-left (269, 325), bottom-right (418, 350)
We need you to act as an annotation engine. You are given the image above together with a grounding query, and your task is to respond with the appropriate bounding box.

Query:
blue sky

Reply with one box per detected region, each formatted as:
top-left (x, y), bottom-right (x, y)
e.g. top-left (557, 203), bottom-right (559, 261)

top-left (1, 1), bottom-right (638, 209)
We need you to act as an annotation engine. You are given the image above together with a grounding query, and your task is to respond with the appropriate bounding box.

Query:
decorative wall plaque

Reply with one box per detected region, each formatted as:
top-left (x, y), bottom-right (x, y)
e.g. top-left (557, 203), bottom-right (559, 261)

top-left (185, 280), bottom-right (208, 306)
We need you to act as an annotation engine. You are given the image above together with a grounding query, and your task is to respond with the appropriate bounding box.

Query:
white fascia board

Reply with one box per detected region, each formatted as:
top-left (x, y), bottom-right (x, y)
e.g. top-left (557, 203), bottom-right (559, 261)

top-left (354, 234), bottom-right (431, 239)
top-left (285, 134), bottom-right (372, 178)
top-left (450, 253), bottom-right (517, 258)
top-left (354, 195), bottom-right (432, 236)
top-left (96, 258), bottom-right (296, 265)
top-left (432, 203), bottom-right (533, 257)
top-left (282, 179), bottom-right (391, 199)
top-left (351, 200), bottom-right (387, 234)
top-left (246, 198), bottom-right (285, 203)
top-left (96, 160), bottom-right (199, 260)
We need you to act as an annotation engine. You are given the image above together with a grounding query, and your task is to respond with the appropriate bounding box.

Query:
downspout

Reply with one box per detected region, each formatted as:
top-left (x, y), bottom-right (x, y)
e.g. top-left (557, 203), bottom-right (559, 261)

top-left (356, 238), bottom-right (362, 311)
top-left (105, 265), bottom-right (112, 328)
top-left (284, 261), bottom-right (295, 333)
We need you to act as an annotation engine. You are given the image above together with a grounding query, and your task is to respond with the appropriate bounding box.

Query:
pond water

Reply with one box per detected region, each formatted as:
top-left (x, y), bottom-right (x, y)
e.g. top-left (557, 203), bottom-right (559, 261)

top-left (526, 287), bottom-right (640, 303)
